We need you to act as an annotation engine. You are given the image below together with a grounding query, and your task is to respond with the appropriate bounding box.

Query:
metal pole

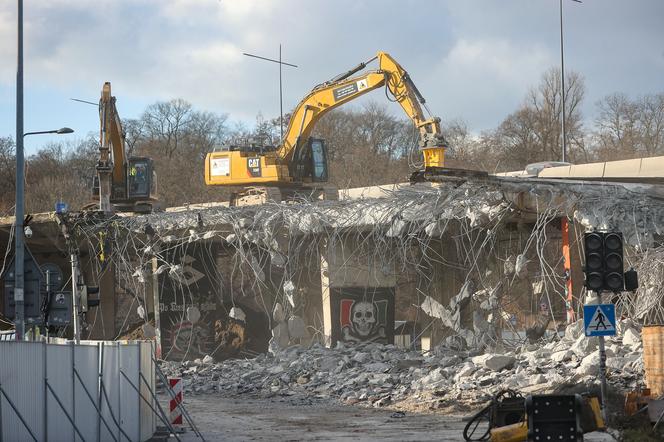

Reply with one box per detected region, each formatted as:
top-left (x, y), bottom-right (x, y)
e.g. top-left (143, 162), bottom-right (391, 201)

top-left (70, 251), bottom-right (81, 344)
top-left (43, 341), bottom-right (47, 442)
top-left (597, 291), bottom-right (608, 422)
top-left (0, 379), bottom-right (3, 442)
top-left (14, 0), bottom-right (25, 342)
top-left (151, 257), bottom-right (162, 359)
top-left (279, 44), bottom-right (284, 144)
top-left (97, 343), bottom-right (103, 442)
top-left (70, 342), bottom-right (76, 441)
top-left (559, 0), bottom-right (567, 163)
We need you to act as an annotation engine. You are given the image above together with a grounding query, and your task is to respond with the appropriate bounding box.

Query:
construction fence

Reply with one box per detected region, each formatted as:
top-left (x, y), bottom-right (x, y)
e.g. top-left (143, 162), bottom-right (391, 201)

top-left (0, 340), bottom-right (156, 442)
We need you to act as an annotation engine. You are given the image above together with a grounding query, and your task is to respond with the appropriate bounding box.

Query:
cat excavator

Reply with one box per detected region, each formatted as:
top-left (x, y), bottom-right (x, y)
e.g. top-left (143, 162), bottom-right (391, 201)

top-left (205, 51), bottom-right (451, 205)
top-left (93, 82), bottom-right (158, 213)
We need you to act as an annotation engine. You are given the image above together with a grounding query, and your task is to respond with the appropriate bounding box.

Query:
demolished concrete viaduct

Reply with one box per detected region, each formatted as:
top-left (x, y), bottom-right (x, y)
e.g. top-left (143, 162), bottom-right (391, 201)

top-left (3, 170), bottom-right (661, 364)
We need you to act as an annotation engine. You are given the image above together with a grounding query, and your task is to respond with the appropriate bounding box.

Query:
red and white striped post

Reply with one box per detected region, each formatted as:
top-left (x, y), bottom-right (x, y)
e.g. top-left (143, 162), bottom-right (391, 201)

top-left (169, 377), bottom-right (183, 426)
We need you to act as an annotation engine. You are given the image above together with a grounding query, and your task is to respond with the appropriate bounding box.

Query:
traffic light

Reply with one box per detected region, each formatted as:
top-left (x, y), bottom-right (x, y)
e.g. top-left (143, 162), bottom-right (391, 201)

top-left (584, 232), bottom-right (604, 291)
top-left (79, 285), bottom-right (100, 312)
top-left (583, 231), bottom-right (624, 293)
top-left (603, 232), bottom-right (624, 292)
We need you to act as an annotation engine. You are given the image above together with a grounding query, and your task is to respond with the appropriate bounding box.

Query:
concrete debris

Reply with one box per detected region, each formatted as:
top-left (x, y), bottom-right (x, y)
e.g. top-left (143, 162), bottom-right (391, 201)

top-left (272, 302), bottom-right (286, 323)
top-left (471, 354), bottom-right (516, 372)
top-left (550, 350), bottom-right (573, 363)
top-left (287, 316), bottom-right (308, 340)
top-left (570, 334), bottom-right (598, 358)
top-left (514, 254), bottom-right (529, 279)
top-left (283, 281), bottom-right (296, 308)
top-left (450, 280), bottom-right (474, 312)
top-left (160, 323), bottom-right (643, 411)
top-left (503, 256), bottom-right (515, 276)
top-left (187, 306), bottom-right (201, 324)
top-left (270, 322), bottom-right (290, 351)
top-left (141, 323), bottom-right (156, 338)
top-left (622, 327), bottom-right (641, 349)
top-left (229, 307), bottom-right (246, 322)
top-left (386, 219), bottom-right (406, 237)
top-left (420, 296), bottom-right (455, 329)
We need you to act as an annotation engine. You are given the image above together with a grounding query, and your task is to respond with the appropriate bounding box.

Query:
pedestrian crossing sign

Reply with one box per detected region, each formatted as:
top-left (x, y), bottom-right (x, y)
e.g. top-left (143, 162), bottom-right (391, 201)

top-left (583, 304), bottom-right (616, 337)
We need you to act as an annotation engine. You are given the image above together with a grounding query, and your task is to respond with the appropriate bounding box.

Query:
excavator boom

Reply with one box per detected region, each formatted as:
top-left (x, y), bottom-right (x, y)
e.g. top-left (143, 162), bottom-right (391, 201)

top-left (205, 51), bottom-right (447, 190)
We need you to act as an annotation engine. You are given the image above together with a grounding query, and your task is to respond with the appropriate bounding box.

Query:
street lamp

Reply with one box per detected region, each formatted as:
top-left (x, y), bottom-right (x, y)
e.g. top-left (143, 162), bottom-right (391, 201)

top-left (24, 127), bottom-right (74, 137)
top-left (13, 123), bottom-right (75, 342)
top-left (559, 0), bottom-right (582, 163)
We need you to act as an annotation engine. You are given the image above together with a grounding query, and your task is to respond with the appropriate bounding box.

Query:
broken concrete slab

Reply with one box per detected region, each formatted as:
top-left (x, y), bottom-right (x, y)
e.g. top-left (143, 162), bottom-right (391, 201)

top-left (471, 354), bottom-right (516, 372)
top-left (622, 328), bottom-right (641, 349)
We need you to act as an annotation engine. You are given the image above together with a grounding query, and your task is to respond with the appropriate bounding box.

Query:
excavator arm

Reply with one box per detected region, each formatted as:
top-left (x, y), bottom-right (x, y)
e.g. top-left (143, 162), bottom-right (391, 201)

top-left (279, 51), bottom-right (446, 168)
top-left (99, 82), bottom-right (127, 188)
top-left (205, 51), bottom-right (447, 188)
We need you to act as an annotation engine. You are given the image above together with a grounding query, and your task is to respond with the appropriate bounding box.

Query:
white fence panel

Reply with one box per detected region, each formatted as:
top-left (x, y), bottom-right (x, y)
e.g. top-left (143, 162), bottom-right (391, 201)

top-left (100, 342), bottom-right (121, 442)
top-left (119, 343), bottom-right (141, 441)
top-left (0, 340), bottom-right (155, 442)
top-left (139, 342), bottom-right (155, 441)
top-left (74, 343), bottom-right (100, 442)
top-left (0, 341), bottom-right (45, 441)
top-left (46, 342), bottom-right (75, 442)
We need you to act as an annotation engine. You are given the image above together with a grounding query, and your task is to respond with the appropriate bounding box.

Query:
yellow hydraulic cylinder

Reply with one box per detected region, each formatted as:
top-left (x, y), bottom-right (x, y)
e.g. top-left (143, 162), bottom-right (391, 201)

top-left (489, 421), bottom-right (527, 442)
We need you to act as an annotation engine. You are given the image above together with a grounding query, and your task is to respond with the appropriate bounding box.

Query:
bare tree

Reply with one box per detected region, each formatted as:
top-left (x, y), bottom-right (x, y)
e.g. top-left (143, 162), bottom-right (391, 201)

top-left (639, 93), bottom-right (664, 156)
top-left (481, 68), bottom-right (586, 172)
top-left (442, 120), bottom-right (483, 169)
top-left (141, 99), bottom-right (193, 158)
top-left (24, 140), bottom-right (97, 213)
top-left (0, 137), bottom-right (16, 214)
top-left (122, 118), bottom-right (146, 158)
top-left (593, 92), bottom-right (664, 160)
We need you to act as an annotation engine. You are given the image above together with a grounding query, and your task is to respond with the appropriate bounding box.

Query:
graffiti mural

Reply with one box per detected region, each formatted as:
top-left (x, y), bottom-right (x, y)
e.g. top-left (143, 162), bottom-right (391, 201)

top-left (331, 287), bottom-right (395, 346)
top-left (159, 242), bottom-right (220, 361)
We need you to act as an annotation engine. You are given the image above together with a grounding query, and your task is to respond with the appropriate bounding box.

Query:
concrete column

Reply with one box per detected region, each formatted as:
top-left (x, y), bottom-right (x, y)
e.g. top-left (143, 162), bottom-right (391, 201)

top-left (318, 235), bottom-right (396, 347)
top-left (319, 249), bottom-right (333, 347)
top-left (86, 263), bottom-right (116, 340)
top-left (150, 257), bottom-right (162, 358)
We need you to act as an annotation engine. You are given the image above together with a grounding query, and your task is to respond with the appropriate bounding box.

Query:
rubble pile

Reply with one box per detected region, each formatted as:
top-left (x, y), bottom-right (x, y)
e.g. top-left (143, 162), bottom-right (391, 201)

top-left (160, 320), bottom-right (644, 411)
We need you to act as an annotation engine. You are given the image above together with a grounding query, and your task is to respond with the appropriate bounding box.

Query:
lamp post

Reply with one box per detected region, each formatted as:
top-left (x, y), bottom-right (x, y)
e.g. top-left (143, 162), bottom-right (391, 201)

top-left (559, 0), bottom-right (582, 163)
top-left (14, 127), bottom-right (74, 341)
top-left (14, 0), bottom-right (75, 342)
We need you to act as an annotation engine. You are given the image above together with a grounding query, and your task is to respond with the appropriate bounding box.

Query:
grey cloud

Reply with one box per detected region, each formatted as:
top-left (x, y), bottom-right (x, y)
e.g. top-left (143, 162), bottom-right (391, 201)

top-left (0, 0), bottom-right (662, 132)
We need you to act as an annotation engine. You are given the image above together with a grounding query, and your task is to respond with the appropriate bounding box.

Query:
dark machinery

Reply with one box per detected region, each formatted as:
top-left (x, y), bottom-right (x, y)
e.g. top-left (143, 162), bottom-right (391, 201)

top-left (93, 82), bottom-right (158, 213)
top-left (463, 390), bottom-right (604, 442)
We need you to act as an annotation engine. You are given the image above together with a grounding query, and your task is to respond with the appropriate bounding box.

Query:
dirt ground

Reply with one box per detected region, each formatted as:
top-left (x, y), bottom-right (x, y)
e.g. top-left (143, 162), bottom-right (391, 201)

top-left (158, 394), bottom-right (619, 442)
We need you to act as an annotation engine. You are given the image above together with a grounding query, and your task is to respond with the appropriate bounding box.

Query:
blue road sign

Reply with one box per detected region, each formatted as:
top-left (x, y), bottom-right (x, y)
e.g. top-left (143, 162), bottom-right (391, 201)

top-left (583, 304), bottom-right (616, 337)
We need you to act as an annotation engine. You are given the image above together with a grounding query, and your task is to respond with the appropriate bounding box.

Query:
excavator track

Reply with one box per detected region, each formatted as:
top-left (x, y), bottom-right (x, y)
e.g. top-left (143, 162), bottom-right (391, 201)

top-left (229, 185), bottom-right (338, 207)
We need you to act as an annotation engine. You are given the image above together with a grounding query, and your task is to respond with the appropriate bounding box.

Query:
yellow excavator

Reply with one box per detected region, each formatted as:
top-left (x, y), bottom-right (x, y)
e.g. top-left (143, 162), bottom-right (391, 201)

top-left (205, 51), bottom-right (449, 204)
top-left (93, 82), bottom-right (158, 213)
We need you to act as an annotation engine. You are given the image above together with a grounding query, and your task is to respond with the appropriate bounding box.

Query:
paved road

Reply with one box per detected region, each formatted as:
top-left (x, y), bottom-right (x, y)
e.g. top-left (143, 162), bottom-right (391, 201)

top-left (161, 394), bottom-right (617, 442)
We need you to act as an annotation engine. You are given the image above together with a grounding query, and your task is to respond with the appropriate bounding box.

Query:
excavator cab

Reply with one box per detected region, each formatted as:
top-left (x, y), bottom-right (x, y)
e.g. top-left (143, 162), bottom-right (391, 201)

top-left (291, 137), bottom-right (329, 183)
top-left (310, 138), bottom-right (329, 183)
top-left (127, 157), bottom-right (156, 200)
top-left (90, 156), bottom-right (157, 212)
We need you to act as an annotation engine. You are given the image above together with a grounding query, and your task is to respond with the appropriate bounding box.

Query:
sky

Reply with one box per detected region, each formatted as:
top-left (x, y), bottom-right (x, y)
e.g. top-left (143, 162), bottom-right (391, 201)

top-left (0, 0), bottom-right (663, 154)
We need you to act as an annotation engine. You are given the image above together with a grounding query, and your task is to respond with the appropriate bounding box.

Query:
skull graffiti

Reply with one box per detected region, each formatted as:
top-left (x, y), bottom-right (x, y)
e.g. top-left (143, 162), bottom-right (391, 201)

top-left (351, 301), bottom-right (377, 337)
